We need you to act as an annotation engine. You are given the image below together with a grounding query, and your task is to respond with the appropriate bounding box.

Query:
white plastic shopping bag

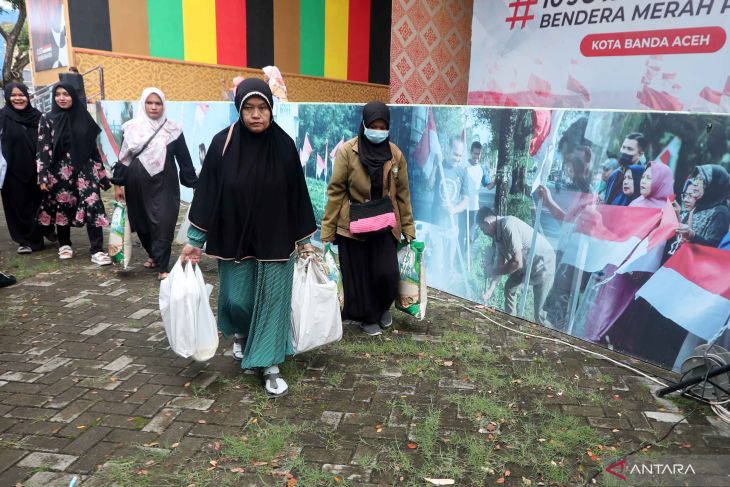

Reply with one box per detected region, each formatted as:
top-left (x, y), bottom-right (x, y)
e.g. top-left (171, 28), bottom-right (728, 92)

top-left (175, 206), bottom-right (191, 245)
top-left (291, 256), bottom-right (342, 354)
top-left (159, 258), bottom-right (218, 361)
top-left (191, 264), bottom-right (219, 361)
top-left (108, 201), bottom-right (133, 269)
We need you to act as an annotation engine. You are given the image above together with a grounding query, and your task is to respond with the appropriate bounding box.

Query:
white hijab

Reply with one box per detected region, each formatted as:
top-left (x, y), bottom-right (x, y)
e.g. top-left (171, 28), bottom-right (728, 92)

top-left (119, 87), bottom-right (183, 177)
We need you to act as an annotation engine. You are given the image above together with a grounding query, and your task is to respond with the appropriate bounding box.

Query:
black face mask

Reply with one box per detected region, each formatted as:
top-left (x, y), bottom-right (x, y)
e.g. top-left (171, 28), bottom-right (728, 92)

top-left (618, 152), bottom-right (635, 167)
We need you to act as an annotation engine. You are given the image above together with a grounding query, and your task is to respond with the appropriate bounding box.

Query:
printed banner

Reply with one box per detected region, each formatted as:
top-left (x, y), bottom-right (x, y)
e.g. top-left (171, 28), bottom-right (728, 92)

top-left (468, 0), bottom-right (730, 112)
top-left (96, 100), bottom-right (730, 373)
top-left (27, 0), bottom-right (69, 71)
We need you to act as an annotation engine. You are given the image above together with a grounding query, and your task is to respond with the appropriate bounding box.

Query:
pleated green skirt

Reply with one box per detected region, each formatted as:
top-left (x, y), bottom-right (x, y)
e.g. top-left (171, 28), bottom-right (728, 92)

top-left (217, 256), bottom-right (295, 369)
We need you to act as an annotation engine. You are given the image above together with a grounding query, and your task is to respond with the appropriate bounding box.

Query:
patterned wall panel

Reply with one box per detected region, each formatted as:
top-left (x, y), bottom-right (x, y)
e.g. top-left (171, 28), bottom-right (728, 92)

top-left (389, 0), bottom-right (473, 105)
top-left (74, 49), bottom-right (389, 103)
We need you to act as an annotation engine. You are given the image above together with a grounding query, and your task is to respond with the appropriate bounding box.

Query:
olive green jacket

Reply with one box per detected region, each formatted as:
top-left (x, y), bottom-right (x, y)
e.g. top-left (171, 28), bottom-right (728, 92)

top-left (320, 137), bottom-right (415, 242)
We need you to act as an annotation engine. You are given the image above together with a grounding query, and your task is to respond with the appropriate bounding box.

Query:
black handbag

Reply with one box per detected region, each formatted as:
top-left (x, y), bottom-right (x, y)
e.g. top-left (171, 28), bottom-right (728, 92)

top-left (110, 121), bottom-right (167, 186)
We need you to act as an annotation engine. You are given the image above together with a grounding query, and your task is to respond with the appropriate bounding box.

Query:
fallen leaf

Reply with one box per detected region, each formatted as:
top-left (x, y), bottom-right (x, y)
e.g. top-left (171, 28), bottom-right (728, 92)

top-left (252, 461), bottom-right (268, 467)
top-left (209, 460), bottom-right (218, 467)
top-left (612, 429), bottom-right (620, 432)
top-left (76, 425), bottom-right (86, 429)
top-left (537, 438), bottom-right (546, 442)
top-left (334, 476), bottom-right (343, 484)
top-left (522, 478), bottom-right (532, 486)
top-left (184, 382), bottom-right (191, 388)
top-left (407, 442), bottom-right (418, 449)
top-left (171, 442), bottom-right (180, 448)
top-left (504, 470), bottom-right (511, 477)
top-left (680, 443), bottom-right (691, 449)
top-left (424, 479), bottom-right (455, 486)
top-left (214, 441), bottom-right (221, 451)
top-left (197, 419), bottom-right (207, 424)
top-left (144, 460), bottom-right (156, 466)
top-left (375, 424), bottom-right (383, 433)
top-left (486, 422), bottom-right (497, 432)
top-left (143, 442), bottom-right (159, 447)
top-left (230, 467), bottom-right (245, 473)
top-left (287, 478), bottom-right (297, 487)
top-left (443, 361), bottom-right (453, 367)
top-left (612, 394), bottom-right (621, 400)
top-left (496, 478), bottom-right (505, 484)
top-left (136, 469), bottom-right (149, 475)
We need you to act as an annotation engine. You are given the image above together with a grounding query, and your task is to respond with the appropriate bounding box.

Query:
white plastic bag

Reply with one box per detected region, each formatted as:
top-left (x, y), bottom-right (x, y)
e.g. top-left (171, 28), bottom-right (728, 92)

top-left (175, 206), bottom-right (191, 245)
top-left (108, 201), bottom-right (133, 269)
top-left (0, 136), bottom-right (6, 189)
top-left (291, 256), bottom-right (342, 354)
top-left (159, 258), bottom-right (218, 361)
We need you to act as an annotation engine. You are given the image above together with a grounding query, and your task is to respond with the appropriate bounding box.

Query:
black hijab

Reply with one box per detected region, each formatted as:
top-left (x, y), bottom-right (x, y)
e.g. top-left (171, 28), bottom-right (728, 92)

top-left (48, 83), bottom-right (100, 165)
top-left (0, 83), bottom-right (41, 181)
top-left (189, 78), bottom-right (316, 261)
top-left (358, 101), bottom-right (392, 171)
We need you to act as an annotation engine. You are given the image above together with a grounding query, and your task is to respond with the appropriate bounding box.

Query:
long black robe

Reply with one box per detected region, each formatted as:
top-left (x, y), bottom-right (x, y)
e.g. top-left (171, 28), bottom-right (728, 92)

top-left (124, 133), bottom-right (197, 271)
top-left (0, 84), bottom-right (44, 250)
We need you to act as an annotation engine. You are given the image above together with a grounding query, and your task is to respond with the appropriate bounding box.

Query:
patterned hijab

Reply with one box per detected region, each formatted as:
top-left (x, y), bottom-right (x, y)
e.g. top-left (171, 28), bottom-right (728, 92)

top-left (118, 87), bottom-right (182, 176)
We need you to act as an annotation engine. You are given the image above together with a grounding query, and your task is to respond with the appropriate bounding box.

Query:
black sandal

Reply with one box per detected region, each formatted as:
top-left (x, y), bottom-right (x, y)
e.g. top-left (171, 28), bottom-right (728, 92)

top-left (262, 370), bottom-right (288, 398)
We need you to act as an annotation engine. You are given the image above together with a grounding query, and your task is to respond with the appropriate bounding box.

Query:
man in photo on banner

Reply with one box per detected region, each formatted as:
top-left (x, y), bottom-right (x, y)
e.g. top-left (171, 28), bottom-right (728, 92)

top-left (477, 206), bottom-right (555, 325)
top-left (466, 141), bottom-right (496, 236)
top-left (428, 135), bottom-right (469, 285)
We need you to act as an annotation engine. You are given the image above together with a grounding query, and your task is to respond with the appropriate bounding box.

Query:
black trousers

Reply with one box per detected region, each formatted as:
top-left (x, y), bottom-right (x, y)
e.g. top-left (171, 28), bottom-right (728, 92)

top-left (57, 225), bottom-right (104, 254)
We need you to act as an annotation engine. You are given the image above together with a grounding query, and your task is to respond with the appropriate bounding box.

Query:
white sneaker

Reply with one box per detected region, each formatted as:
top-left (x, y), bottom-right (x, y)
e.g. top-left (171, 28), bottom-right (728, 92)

top-left (58, 245), bottom-right (74, 260)
top-left (262, 366), bottom-right (288, 397)
top-left (232, 336), bottom-right (244, 361)
top-left (17, 246), bottom-right (32, 254)
top-left (91, 252), bottom-right (112, 266)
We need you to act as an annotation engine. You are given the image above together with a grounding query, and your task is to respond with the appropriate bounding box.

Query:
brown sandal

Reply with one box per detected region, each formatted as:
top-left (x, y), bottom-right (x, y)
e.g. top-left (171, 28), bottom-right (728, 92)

top-left (143, 258), bottom-right (156, 269)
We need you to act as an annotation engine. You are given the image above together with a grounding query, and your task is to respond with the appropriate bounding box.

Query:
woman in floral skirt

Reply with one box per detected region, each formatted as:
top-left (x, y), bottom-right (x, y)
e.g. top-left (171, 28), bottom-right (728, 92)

top-left (37, 83), bottom-right (112, 265)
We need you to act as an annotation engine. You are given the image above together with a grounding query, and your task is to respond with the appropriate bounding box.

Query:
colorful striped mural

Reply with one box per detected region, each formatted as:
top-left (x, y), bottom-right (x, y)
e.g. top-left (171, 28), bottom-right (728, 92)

top-left (67, 0), bottom-right (391, 84)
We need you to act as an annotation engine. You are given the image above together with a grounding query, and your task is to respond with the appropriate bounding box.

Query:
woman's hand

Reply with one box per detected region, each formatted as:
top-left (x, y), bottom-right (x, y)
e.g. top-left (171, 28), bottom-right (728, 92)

top-left (676, 224), bottom-right (695, 240)
top-left (114, 186), bottom-right (125, 202)
top-left (536, 185), bottom-right (553, 203)
top-left (39, 183), bottom-right (48, 191)
top-left (181, 244), bottom-right (202, 264)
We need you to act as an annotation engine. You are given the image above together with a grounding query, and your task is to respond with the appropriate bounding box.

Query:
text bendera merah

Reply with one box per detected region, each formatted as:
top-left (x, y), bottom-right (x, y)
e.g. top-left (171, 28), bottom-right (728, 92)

top-left (539, 0), bottom-right (728, 29)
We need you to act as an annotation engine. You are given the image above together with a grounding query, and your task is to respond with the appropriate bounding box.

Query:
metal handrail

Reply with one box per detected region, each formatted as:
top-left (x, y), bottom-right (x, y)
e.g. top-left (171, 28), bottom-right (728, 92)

top-left (29, 65), bottom-right (105, 112)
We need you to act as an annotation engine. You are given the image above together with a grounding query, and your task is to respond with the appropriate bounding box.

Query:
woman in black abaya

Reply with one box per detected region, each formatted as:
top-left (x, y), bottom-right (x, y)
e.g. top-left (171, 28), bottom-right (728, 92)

top-left (321, 102), bottom-right (416, 336)
top-left (115, 87), bottom-right (198, 279)
top-left (0, 82), bottom-right (45, 253)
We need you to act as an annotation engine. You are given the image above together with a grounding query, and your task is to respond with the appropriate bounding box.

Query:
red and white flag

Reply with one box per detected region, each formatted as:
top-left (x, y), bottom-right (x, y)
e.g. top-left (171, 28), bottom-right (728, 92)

top-left (316, 153), bottom-right (326, 178)
top-left (560, 204), bottom-right (666, 273)
top-left (656, 136), bottom-right (682, 171)
top-left (636, 243), bottom-right (730, 341)
top-left (330, 137), bottom-right (344, 162)
top-left (412, 107), bottom-right (441, 176)
top-left (530, 110), bottom-right (562, 194)
top-left (616, 200), bottom-right (679, 274)
top-left (299, 133), bottom-right (313, 167)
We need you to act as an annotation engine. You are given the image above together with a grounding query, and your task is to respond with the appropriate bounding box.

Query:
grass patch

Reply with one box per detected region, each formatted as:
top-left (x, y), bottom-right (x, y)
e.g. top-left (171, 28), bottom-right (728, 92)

top-left (289, 457), bottom-right (350, 486)
top-left (5, 257), bottom-right (61, 281)
top-left (326, 371), bottom-right (345, 387)
top-left (219, 418), bottom-right (300, 471)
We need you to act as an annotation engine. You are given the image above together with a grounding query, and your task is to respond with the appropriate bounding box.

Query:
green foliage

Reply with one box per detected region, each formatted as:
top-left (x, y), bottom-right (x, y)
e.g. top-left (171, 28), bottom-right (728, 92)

top-left (305, 177), bottom-right (327, 223)
top-left (505, 194), bottom-right (533, 224)
top-left (297, 105), bottom-right (360, 176)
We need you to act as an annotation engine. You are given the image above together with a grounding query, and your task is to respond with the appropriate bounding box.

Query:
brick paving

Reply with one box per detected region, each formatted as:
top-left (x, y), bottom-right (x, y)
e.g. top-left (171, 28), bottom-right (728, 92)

top-left (0, 207), bottom-right (728, 486)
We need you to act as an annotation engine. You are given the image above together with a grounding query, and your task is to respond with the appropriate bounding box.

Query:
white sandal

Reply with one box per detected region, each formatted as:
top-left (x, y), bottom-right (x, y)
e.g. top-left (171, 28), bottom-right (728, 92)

top-left (58, 245), bottom-right (74, 260)
top-left (262, 366), bottom-right (288, 398)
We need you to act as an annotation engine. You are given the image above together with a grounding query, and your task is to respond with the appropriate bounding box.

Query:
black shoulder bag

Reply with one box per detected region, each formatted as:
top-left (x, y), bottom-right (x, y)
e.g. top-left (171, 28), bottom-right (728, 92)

top-left (111, 120), bottom-right (167, 186)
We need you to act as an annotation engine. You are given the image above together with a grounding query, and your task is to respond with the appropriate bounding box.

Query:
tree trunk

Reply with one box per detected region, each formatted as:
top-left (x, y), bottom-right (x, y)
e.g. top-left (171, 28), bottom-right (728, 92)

top-left (2, 2), bottom-right (27, 87)
top-left (495, 109), bottom-right (517, 215)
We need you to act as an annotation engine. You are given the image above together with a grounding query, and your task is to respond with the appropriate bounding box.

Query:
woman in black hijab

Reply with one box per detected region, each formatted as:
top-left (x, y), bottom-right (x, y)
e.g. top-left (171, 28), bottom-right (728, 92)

top-left (0, 82), bottom-right (45, 253)
top-left (321, 101), bottom-right (416, 336)
top-left (36, 83), bottom-right (112, 265)
top-left (181, 78), bottom-right (316, 398)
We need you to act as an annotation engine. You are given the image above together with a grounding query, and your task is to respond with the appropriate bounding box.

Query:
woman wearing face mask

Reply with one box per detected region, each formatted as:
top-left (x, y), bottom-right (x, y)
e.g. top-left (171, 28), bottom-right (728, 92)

top-left (181, 79), bottom-right (316, 398)
top-left (37, 83), bottom-right (112, 265)
top-left (114, 88), bottom-right (198, 279)
top-left (321, 101), bottom-right (415, 337)
top-left (580, 162), bottom-right (674, 345)
top-left (0, 82), bottom-right (46, 254)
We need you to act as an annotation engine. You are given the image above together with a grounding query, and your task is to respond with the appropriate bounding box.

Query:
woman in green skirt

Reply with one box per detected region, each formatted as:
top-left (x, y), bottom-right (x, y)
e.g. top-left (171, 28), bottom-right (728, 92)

top-left (181, 78), bottom-right (316, 397)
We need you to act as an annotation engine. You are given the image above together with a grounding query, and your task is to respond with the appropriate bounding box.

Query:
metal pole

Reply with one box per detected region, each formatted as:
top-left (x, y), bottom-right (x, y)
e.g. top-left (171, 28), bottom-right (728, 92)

top-left (518, 195), bottom-right (543, 319)
top-left (566, 240), bottom-right (588, 335)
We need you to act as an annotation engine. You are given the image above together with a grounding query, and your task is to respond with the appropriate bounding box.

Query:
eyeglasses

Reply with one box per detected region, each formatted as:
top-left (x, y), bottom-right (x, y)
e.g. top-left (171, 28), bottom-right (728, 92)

top-left (242, 104), bottom-right (270, 115)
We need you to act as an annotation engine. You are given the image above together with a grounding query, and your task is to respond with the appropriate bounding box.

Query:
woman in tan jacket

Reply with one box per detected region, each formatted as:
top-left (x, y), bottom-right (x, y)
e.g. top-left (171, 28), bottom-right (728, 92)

top-left (321, 102), bottom-right (415, 336)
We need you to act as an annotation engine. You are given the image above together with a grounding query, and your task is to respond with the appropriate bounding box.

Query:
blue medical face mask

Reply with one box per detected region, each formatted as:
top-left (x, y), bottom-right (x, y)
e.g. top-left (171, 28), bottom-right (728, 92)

top-left (363, 122), bottom-right (388, 144)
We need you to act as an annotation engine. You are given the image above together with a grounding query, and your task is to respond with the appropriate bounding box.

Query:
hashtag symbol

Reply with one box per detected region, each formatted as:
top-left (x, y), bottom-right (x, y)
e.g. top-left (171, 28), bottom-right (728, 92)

top-left (505, 0), bottom-right (537, 30)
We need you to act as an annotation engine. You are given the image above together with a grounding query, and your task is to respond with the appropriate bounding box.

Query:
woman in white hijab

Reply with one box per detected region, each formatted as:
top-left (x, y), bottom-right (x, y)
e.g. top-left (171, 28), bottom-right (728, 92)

top-left (114, 87), bottom-right (198, 279)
